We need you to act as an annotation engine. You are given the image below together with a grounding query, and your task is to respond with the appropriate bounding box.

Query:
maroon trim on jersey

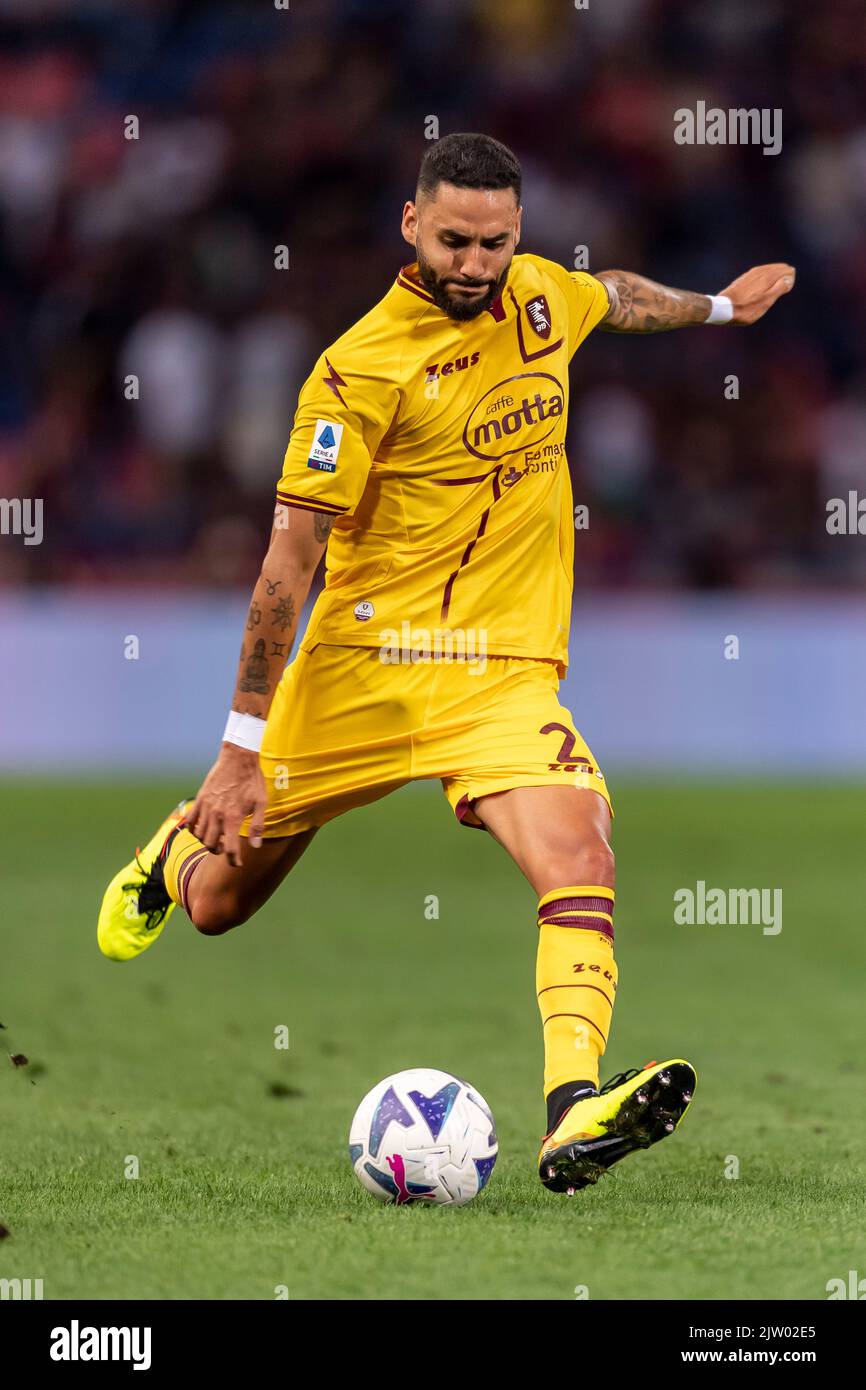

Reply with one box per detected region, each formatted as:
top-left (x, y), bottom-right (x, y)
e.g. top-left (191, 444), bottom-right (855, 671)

top-left (510, 287), bottom-right (564, 361)
top-left (275, 491), bottom-right (346, 517)
top-left (454, 793), bottom-right (486, 830)
top-left (435, 472), bottom-right (497, 487)
top-left (396, 265), bottom-right (508, 321)
top-left (396, 264), bottom-right (436, 304)
top-left (434, 465), bottom-right (503, 621)
top-left (322, 356), bottom-right (347, 406)
top-left (440, 506), bottom-right (490, 621)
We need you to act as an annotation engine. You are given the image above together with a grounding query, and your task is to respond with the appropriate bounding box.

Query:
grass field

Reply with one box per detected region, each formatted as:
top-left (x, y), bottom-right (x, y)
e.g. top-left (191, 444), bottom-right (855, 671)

top-left (2, 778), bottom-right (865, 1301)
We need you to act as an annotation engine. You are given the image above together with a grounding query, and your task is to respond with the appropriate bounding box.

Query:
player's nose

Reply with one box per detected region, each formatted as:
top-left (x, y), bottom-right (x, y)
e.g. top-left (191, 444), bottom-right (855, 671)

top-left (459, 246), bottom-right (487, 280)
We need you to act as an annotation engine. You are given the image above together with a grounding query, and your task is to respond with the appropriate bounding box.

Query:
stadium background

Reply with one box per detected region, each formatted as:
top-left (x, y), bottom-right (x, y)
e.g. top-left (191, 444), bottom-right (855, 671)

top-left (2, 0), bottom-right (865, 1303)
top-left (2, 0), bottom-right (866, 769)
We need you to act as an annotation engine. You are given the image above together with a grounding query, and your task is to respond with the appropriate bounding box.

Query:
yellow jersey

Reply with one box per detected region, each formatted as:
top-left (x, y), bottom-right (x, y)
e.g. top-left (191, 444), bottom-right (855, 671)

top-left (275, 252), bottom-right (610, 673)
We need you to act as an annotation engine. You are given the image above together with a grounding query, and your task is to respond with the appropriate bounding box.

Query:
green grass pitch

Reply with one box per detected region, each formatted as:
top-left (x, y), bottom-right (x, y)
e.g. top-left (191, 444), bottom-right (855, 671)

top-left (1, 779), bottom-right (864, 1300)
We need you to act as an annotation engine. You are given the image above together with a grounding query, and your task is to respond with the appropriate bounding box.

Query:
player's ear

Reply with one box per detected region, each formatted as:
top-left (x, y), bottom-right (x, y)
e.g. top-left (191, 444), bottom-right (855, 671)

top-left (401, 200), bottom-right (418, 247)
top-left (514, 205), bottom-right (522, 247)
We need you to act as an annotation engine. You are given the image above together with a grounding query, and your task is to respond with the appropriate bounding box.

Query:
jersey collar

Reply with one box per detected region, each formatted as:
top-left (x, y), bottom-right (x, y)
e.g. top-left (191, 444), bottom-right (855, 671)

top-left (395, 262), bottom-right (508, 322)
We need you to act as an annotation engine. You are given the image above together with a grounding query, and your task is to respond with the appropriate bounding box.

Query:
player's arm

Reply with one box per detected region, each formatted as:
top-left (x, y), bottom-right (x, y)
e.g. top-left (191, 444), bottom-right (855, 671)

top-left (188, 327), bottom-right (396, 864)
top-left (595, 263), bottom-right (796, 333)
top-left (187, 506), bottom-right (332, 865)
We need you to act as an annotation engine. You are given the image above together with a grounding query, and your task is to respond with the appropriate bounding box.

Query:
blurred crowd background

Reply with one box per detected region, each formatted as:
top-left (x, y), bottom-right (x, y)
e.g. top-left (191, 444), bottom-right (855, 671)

top-left (2, 0), bottom-right (866, 592)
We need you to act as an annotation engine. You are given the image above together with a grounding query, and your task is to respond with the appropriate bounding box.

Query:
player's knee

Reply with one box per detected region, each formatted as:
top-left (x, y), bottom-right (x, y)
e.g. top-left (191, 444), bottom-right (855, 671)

top-left (189, 889), bottom-right (249, 936)
top-left (583, 837), bottom-right (615, 887)
top-left (548, 831), bottom-right (615, 891)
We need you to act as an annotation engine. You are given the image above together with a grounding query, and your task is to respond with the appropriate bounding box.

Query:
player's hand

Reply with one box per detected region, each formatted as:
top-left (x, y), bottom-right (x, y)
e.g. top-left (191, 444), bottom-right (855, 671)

top-left (717, 263), bottom-right (796, 324)
top-left (187, 744), bottom-right (268, 867)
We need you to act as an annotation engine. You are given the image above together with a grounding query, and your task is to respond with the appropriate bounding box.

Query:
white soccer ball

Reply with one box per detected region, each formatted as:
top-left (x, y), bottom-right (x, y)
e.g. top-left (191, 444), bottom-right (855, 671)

top-left (348, 1067), bottom-right (498, 1206)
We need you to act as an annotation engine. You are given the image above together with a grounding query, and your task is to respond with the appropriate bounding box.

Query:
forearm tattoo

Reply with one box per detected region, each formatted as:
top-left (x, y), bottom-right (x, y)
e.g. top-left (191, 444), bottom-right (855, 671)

top-left (271, 595), bottom-right (295, 632)
top-left (597, 271), bottom-right (710, 333)
top-left (238, 639), bottom-right (270, 693)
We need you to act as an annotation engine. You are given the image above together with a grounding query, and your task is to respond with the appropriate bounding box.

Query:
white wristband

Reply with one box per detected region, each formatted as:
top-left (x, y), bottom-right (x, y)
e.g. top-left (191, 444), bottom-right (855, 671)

top-left (705, 294), bottom-right (734, 325)
top-left (223, 711), bottom-right (266, 753)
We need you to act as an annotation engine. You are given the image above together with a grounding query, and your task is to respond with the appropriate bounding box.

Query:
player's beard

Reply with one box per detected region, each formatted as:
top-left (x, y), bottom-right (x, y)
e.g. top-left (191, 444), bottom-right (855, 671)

top-left (415, 246), bottom-right (511, 321)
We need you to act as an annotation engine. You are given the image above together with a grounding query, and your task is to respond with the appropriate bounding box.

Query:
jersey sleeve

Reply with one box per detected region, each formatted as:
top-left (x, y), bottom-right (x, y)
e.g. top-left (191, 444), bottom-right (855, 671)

top-left (541, 262), bottom-right (611, 358)
top-left (563, 270), bottom-right (611, 356)
top-left (275, 350), bottom-right (400, 519)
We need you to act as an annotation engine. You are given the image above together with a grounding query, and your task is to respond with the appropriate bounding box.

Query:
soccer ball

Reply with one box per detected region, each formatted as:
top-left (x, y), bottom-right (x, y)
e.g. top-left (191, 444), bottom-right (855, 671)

top-left (348, 1067), bottom-right (498, 1206)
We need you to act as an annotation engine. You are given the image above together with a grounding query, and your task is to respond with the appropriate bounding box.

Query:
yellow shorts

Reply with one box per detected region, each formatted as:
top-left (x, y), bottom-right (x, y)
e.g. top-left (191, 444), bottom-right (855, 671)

top-left (257, 643), bottom-right (611, 838)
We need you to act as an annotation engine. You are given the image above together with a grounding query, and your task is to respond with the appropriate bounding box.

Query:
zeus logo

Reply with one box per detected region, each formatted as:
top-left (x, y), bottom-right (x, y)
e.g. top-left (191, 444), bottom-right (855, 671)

top-left (425, 350), bottom-right (480, 381)
top-left (464, 372), bottom-right (564, 461)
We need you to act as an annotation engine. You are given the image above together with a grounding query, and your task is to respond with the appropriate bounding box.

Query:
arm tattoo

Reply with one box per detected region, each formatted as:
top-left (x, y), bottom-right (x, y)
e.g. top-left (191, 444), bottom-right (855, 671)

top-left (246, 600), bottom-right (262, 630)
top-left (597, 270), bottom-right (711, 334)
top-left (271, 595), bottom-right (296, 632)
top-left (238, 638), bottom-right (270, 693)
top-left (314, 512), bottom-right (334, 543)
top-left (264, 576), bottom-right (282, 596)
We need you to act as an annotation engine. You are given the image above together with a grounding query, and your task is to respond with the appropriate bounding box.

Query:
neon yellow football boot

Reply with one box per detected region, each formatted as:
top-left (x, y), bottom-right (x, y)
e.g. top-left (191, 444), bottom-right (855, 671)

top-left (538, 1058), bottom-right (697, 1193)
top-left (97, 800), bottom-right (191, 961)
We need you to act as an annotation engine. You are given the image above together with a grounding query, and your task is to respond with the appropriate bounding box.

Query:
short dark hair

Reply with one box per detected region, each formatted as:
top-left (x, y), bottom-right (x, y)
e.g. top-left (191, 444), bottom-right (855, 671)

top-left (417, 132), bottom-right (521, 202)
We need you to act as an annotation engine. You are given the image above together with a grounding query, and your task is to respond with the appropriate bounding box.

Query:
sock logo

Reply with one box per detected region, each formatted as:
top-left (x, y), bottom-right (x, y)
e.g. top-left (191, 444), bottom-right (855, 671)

top-left (572, 962), bottom-right (616, 989)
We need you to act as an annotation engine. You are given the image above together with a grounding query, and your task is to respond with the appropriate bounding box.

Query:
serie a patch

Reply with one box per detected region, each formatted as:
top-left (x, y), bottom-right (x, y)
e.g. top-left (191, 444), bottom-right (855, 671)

top-left (307, 418), bottom-right (343, 472)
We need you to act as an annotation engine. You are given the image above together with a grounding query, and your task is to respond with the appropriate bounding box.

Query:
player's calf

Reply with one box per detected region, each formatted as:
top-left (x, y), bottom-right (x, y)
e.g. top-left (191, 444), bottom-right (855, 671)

top-left (166, 825), bottom-right (317, 936)
top-left (473, 786), bottom-right (621, 1165)
top-left (186, 886), bottom-right (251, 936)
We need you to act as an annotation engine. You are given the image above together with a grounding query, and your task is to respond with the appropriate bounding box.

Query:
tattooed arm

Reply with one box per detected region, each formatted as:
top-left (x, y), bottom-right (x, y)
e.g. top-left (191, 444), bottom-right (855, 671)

top-left (596, 263), bottom-right (795, 333)
top-left (187, 506), bottom-right (333, 863)
top-left (231, 508), bottom-right (332, 717)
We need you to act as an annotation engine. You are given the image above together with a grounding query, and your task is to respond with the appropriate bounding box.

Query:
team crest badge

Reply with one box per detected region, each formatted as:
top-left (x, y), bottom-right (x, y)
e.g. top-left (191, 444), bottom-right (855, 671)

top-left (525, 294), bottom-right (552, 340)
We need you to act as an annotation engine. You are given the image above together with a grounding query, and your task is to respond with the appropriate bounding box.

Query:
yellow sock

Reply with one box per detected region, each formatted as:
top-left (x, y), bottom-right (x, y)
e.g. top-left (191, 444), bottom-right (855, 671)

top-left (162, 827), bottom-right (209, 916)
top-left (536, 885), bottom-right (618, 1097)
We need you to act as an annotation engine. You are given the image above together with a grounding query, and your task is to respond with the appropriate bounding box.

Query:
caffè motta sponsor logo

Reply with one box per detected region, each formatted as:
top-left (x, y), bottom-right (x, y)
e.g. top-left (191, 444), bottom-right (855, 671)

top-left (464, 373), bottom-right (564, 461)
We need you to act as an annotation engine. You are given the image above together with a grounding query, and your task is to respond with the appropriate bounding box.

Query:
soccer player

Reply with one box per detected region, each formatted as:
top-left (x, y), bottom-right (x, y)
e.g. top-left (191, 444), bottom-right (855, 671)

top-left (98, 134), bottom-right (794, 1194)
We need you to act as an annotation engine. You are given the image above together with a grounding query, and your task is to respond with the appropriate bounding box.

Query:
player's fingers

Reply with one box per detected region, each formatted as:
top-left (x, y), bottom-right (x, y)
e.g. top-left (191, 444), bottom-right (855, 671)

top-left (221, 816), bottom-right (244, 868)
top-left (765, 264), bottom-right (795, 294)
top-left (198, 805), bottom-right (224, 853)
top-left (248, 798), bottom-right (267, 850)
top-left (195, 808), bottom-right (214, 850)
top-left (754, 276), bottom-right (793, 316)
top-left (186, 795), bottom-right (204, 837)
